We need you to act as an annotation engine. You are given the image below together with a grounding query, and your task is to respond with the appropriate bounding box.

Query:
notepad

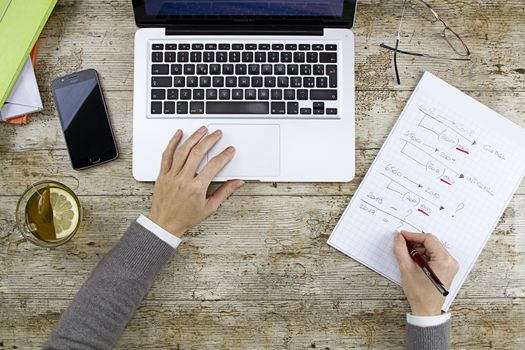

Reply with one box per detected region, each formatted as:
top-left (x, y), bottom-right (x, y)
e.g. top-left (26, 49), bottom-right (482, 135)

top-left (328, 72), bottom-right (525, 311)
top-left (0, 0), bottom-right (57, 108)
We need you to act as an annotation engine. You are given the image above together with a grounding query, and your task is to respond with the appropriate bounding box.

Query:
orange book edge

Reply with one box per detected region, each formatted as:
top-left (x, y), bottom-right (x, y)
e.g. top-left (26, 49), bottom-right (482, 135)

top-left (4, 40), bottom-right (40, 125)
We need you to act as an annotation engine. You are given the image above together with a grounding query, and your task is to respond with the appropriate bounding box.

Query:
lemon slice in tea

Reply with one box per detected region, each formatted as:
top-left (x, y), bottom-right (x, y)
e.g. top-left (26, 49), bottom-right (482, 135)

top-left (49, 187), bottom-right (80, 239)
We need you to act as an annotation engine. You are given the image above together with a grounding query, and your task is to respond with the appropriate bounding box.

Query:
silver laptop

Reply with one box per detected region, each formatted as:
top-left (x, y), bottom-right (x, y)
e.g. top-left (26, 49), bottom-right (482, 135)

top-left (132, 0), bottom-right (357, 182)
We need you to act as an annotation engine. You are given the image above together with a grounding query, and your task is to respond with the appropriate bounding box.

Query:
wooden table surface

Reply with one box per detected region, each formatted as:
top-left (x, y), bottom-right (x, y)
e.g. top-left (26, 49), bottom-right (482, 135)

top-left (1, 1), bottom-right (525, 348)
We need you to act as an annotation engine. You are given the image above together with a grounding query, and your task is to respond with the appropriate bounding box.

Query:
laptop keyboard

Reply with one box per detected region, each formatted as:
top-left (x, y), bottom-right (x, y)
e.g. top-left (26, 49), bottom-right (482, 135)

top-left (149, 42), bottom-right (340, 119)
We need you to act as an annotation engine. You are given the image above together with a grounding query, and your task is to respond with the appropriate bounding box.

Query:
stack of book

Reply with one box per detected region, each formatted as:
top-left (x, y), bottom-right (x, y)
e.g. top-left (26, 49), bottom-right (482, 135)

top-left (0, 0), bottom-right (58, 124)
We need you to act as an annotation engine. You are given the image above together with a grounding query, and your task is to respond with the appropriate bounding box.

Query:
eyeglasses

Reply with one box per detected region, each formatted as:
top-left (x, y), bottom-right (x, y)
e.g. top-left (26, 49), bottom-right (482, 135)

top-left (380, 0), bottom-right (471, 84)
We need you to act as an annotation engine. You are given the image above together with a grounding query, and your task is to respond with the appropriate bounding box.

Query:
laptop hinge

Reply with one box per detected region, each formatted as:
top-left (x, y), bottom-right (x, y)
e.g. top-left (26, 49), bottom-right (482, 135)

top-left (165, 25), bottom-right (325, 36)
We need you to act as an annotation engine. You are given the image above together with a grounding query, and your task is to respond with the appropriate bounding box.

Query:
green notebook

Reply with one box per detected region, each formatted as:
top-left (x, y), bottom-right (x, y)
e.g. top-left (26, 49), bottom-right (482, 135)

top-left (0, 0), bottom-right (57, 108)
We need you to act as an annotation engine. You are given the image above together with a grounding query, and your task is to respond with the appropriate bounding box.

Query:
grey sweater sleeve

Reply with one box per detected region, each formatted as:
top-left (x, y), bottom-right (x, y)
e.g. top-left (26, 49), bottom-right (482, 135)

top-left (406, 319), bottom-right (451, 350)
top-left (43, 222), bottom-right (176, 350)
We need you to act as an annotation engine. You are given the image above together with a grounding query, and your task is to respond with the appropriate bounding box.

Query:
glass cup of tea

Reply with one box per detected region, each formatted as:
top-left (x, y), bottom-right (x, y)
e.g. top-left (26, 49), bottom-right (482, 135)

top-left (15, 180), bottom-right (82, 248)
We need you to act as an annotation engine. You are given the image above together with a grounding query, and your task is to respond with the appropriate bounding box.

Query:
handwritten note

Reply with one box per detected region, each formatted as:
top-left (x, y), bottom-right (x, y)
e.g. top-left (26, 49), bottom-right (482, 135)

top-left (328, 72), bottom-right (525, 311)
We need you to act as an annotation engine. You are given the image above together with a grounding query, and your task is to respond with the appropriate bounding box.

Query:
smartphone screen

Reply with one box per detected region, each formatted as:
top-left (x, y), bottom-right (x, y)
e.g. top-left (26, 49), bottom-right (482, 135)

top-left (52, 69), bottom-right (118, 170)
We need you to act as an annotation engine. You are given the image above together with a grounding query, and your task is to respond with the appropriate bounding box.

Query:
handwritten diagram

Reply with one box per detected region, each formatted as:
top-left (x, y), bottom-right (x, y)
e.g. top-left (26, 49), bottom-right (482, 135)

top-left (328, 72), bottom-right (525, 311)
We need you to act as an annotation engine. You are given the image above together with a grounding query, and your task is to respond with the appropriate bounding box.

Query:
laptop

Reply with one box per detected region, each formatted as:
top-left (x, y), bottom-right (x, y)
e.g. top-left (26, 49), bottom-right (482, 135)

top-left (132, 0), bottom-right (357, 182)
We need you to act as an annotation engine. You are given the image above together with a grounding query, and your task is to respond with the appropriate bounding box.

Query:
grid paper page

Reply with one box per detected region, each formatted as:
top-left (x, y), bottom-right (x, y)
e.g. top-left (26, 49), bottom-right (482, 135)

top-left (328, 72), bottom-right (525, 311)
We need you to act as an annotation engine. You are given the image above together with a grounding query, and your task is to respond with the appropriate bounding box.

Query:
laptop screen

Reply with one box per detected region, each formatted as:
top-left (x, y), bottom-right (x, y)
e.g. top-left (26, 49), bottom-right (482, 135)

top-left (145, 0), bottom-right (345, 17)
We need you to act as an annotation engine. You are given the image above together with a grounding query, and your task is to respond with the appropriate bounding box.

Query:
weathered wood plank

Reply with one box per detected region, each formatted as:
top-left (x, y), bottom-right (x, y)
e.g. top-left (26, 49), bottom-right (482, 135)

top-left (0, 298), bottom-right (523, 349)
top-left (2, 195), bottom-right (524, 302)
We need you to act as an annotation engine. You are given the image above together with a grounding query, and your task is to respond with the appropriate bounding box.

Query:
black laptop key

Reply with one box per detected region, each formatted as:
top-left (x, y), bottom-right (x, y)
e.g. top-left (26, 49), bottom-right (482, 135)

top-left (297, 89), bottom-right (308, 100)
top-left (299, 44), bottom-right (311, 50)
top-left (255, 52), bottom-right (266, 62)
top-left (271, 102), bottom-right (286, 114)
top-left (192, 44), bottom-right (204, 50)
top-left (173, 76), bottom-right (185, 87)
top-left (242, 52), bottom-right (253, 62)
top-left (152, 44), bottom-right (163, 50)
top-left (219, 89), bottom-right (230, 100)
top-left (293, 52), bottom-right (305, 63)
top-left (190, 102), bottom-right (205, 114)
top-left (226, 76), bottom-right (237, 87)
top-left (223, 64), bottom-right (234, 74)
top-left (277, 77), bottom-right (289, 87)
top-left (326, 108), bottom-right (338, 115)
top-left (285, 44), bottom-right (297, 50)
top-left (275, 64), bottom-right (286, 75)
top-left (303, 77), bottom-right (315, 88)
top-left (235, 64), bottom-right (247, 75)
top-left (246, 44), bottom-right (257, 50)
top-left (232, 44), bottom-right (244, 50)
top-left (213, 76), bottom-right (225, 87)
top-left (259, 44), bottom-right (270, 50)
top-left (164, 101), bottom-right (175, 114)
top-left (184, 64), bottom-right (195, 75)
top-left (320, 52), bottom-right (337, 63)
top-left (261, 64), bottom-right (273, 75)
top-left (207, 102), bottom-right (269, 114)
top-left (326, 44), bottom-right (338, 51)
top-left (271, 89), bottom-right (283, 100)
top-left (200, 76), bottom-right (211, 87)
top-left (152, 64), bottom-right (169, 75)
top-left (239, 76), bottom-right (250, 87)
top-left (206, 89), bottom-right (218, 100)
top-left (311, 90), bottom-right (338, 100)
top-left (252, 76), bottom-right (263, 87)
top-left (248, 64), bottom-right (260, 75)
top-left (264, 76), bottom-right (276, 87)
top-left (165, 52), bottom-right (176, 62)
top-left (313, 102), bottom-right (324, 115)
top-left (327, 65), bottom-right (338, 88)
top-left (316, 77), bottom-right (328, 88)
top-left (187, 76), bottom-right (198, 87)
top-left (180, 89), bottom-right (191, 100)
top-left (179, 44), bottom-right (190, 50)
top-left (291, 77), bottom-right (302, 87)
top-left (177, 101), bottom-right (188, 114)
top-left (151, 102), bottom-right (162, 114)
top-left (307, 52), bottom-right (318, 63)
top-left (203, 52), bottom-right (214, 62)
top-left (284, 89), bottom-right (295, 100)
top-left (167, 89), bottom-right (178, 100)
top-left (152, 52), bottom-right (163, 62)
top-left (258, 89), bottom-right (269, 100)
top-left (210, 64), bottom-right (221, 75)
top-left (287, 102), bottom-right (299, 114)
top-left (230, 52), bottom-right (241, 62)
top-left (205, 44), bottom-right (217, 50)
top-left (166, 44), bottom-right (177, 50)
top-left (177, 52), bottom-right (189, 62)
top-left (171, 64), bottom-right (182, 75)
top-left (245, 89), bottom-right (257, 100)
top-left (151, 89), bottom-right (165, 100)
top-left (287, 64), bottom-right (299, 75)
top-left (313, 65), bottom-right (325, 75)
top-left (268, 52), bottom-right (279, 63)
top-left (281, 52), bottom-right (292, 62)
top-left (312, 44), bottom-right (324, 51)
top-left (300, 107), bottom-right (312, 115)
top-left (191, 52), bottom-right (202, 62)
top-left (197, 64), bottom-right (208, 74)
top-left (152, 77), bottom-right (172, 87)
top-left (272, 44), bottom-right (284, 50)
top-left (189, 89), bottom-right (205, 103)
top-left (216, 52), bottom-right (228, 62)
top-left (232, 89), bottom-right (243, 100)
top-left (300, 64), bottom-right (311, 75)
top-left (219, 44), bottom-right (230, 50)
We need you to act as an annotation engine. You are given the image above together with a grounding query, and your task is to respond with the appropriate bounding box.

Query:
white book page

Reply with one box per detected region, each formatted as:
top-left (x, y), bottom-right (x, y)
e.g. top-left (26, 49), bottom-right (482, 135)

top-left (328, 72), bottom-right (525, 311)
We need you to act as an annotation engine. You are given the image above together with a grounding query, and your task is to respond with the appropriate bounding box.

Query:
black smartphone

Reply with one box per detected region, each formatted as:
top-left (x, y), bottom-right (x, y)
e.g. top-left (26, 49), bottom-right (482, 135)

top-left (51, 69), bottom-right (118, 170)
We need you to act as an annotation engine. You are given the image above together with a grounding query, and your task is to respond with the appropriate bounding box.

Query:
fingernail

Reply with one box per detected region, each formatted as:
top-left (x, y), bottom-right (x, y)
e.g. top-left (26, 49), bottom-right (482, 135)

top-left (198, 126), bottom-right (207, 133)
top-left (238, 180), bottom-right (245, 187)
top-left (213, 129), bottom-right (222, 135)
top-left (175, 129), bottom-right (182, 137)
top-left (393, 232), bottom-right (400, 239)
top-left (227, 146), bottom-right (235, 153)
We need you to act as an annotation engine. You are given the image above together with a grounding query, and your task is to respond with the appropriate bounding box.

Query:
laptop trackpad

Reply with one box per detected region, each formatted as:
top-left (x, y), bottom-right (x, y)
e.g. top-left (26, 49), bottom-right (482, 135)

top-left (207, 124), bottom-right (280, 178)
